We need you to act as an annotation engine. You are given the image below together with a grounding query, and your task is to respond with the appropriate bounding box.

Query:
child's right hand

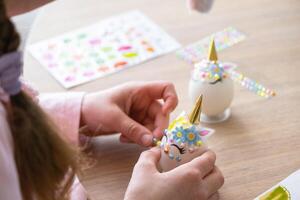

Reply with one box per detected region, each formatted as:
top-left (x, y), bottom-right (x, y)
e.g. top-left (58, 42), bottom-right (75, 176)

top-left (125, 148), bottom-right (224, 200)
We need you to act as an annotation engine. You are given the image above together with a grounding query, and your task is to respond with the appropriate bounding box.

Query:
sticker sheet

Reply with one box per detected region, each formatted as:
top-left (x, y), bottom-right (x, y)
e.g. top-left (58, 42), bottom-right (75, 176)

top-left (28, 11), bottom-right (180, 88)
top-left (176, 27), bottom-right (246, 64)
top-left (255, 169), bottom-right (300, 200)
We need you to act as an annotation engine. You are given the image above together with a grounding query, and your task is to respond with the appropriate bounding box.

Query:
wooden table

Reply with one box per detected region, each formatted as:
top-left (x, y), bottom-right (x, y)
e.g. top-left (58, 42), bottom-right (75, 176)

top-left (24, 0), bottom-right (300, 199)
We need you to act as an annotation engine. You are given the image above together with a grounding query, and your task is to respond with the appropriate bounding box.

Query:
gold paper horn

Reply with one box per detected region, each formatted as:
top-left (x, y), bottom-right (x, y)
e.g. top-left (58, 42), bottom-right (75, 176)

top-left (189, 94), bottom-right (203, 125)
top-left (208, 38), bottom-right (218, 62)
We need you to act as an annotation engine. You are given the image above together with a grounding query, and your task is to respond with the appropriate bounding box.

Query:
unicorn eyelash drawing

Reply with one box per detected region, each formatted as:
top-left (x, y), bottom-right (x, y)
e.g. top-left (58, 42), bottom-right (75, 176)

top-left (154, 95), bottom-right (214, 172)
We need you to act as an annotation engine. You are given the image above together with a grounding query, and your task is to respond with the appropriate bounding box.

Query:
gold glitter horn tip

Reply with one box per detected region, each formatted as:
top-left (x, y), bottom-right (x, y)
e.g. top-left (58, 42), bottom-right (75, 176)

top-left (208, 38), bottom-right (218, 62)
top-left (189, 94), bottom-right (203, 125)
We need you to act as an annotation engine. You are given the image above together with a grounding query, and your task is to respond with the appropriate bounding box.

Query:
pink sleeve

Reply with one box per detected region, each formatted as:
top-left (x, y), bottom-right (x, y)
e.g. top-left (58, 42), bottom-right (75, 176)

top-left (39, 92), bottom-right (85, 146)
top-left (38, 93), bottom-right (89, 200)
top-left (0, 105), bottom-right (22, 200)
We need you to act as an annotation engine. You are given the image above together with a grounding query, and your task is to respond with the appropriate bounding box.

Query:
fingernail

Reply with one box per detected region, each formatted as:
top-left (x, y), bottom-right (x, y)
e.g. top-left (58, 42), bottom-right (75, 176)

top-left (141, 134), bottom-right (153, 146)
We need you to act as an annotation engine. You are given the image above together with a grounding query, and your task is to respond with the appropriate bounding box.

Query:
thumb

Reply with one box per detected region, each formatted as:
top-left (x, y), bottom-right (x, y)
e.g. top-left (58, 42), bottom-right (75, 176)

top-left (168, 150), bottom-right (216, 178)
top-left (136, 147), bottom-right (161, 172)
top-left (117, 112), bottom-right (153, 146)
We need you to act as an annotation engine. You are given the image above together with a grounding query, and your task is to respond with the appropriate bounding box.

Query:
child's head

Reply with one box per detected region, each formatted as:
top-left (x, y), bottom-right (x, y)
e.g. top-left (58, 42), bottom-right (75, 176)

top-left (0, 1), bottom-right (79, 200)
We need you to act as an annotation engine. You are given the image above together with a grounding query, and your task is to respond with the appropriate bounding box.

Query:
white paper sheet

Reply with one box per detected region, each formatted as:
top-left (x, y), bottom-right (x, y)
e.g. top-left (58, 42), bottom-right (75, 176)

top-left (28, 11), bottom-right (180, 88)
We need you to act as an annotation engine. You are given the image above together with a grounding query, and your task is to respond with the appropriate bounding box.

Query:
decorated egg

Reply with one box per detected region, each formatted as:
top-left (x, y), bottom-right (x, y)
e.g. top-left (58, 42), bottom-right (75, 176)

top-left (189, 39), bottom-right (234, 123)
top-left (156, 95), bottom-right (214, 172)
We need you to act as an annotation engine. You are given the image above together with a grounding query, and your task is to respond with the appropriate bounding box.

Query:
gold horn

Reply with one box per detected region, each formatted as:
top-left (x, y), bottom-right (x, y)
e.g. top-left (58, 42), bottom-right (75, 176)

top-left (208, 38), bottom-right (218, 62)
top-left (189, 94), bottom-right (203, 125)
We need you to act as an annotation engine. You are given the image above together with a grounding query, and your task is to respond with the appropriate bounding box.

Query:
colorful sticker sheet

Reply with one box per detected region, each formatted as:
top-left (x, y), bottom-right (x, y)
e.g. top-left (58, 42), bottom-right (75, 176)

top-left (255, 169), bottom-right (300, 200)
top-left (176, 27), bottom-right (246, 64)
top-left (28, 11), bottom-right (181, 88)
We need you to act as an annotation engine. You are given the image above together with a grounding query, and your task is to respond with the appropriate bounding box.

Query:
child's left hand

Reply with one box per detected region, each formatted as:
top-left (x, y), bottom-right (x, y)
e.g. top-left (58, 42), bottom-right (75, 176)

top-left (80, 81), bottom-right (178, 146)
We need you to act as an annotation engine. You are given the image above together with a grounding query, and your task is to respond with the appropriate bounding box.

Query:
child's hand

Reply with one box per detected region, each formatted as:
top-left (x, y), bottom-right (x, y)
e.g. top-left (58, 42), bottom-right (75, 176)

top-left (81, 81), bottom-right (178, 146)
top-left (125, 148), bottom-right (224, 200)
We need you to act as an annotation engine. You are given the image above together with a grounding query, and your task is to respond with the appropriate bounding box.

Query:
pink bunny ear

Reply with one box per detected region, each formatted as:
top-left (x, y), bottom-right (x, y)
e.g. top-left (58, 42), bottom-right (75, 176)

top-left (199, 127), bottom-right (214, 139)
top-left (220, 62), bottom-right (238, 71)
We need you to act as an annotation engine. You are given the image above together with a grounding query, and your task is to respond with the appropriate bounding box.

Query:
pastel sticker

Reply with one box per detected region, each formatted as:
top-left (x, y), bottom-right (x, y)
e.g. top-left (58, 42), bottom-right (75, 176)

top-left (123, 52), bottom-right (138, 58)
top-left (118, 46), bottom-right (132, 51)
top-left (114, 61), bottom-right (127, 68)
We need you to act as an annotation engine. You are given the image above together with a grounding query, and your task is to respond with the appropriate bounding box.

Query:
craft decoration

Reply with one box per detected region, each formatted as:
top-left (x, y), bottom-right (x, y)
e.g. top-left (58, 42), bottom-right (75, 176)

top-left (188, 39), bottom-right (276, 123)
top-left (28, 11), bottom-right (180, 88)
top-left (176, 27), bottom-right (246, 64)
top-left (154, 95), bottom-right (214, 172)
top-left (255, 169), bottom-right (300, 200)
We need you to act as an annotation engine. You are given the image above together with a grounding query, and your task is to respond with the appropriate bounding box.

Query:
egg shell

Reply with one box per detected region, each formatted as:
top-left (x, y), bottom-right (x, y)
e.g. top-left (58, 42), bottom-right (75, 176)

top-left (159, 144), bottom-right (207, 172)
top-left (189, 76), bottom-right (234, 117)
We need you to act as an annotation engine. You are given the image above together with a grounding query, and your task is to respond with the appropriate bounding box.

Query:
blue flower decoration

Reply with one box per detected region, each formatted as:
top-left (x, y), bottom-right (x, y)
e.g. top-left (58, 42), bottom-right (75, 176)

top-left (208, 63), bottom-right (225, 76)
top-left (202, 63), bottom-right (227, 81)
top-left (172, 126), bottom-right (187, 143)
top-left (170, 125), bottom-right (203, 147)
top-left (184, 125), bottom-right (201, 145)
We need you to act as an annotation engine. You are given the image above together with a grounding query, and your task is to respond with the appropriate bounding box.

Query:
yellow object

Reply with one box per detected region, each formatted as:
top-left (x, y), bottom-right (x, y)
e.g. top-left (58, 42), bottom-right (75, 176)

top-left (214, 74), bottom-right (220, 79)
top-left (189, 95), bottom-right (203, 125)
top-left (167, 116), bottom-right (191, 131)
top-left (208, 39), bottom-right (218, 62)
top-left (176, 132), bottom-right (183, 138)
top-left (214, 67), bottom-right (220, 73)
top-left (196, 141), bottom-right (203, 146)
top-left (259, 186), bottom-right (291, 200)
top-left (156, 141), bottom-right (161, 146)
top-left (123, 52), bottom-right (138, 58)
top-left (187, 133), bottom-right (195, 140)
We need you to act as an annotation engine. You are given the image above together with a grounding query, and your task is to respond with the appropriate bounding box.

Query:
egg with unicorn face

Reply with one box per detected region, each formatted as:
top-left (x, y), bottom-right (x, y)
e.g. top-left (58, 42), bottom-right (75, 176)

top-left (157, 96), bottom-right (214, 172)
top-left (189, 39), bottom-right (234, 123)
